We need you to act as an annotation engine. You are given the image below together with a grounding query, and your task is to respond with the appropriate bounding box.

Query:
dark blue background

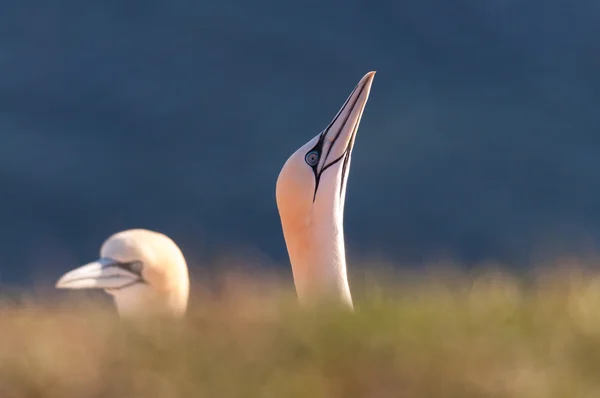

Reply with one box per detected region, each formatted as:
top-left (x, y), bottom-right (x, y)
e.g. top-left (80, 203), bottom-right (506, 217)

top-left (1, 0), bottom-right (599, 284)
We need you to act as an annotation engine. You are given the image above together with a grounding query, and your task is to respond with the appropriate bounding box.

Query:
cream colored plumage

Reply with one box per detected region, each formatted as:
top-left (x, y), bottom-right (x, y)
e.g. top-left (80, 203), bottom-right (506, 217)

top-left (56, 229), bottom-right (189, 319)
top-left (56, 73), bottom-right (374, 315)
top-left (276, 71), bottom-right (376, 309)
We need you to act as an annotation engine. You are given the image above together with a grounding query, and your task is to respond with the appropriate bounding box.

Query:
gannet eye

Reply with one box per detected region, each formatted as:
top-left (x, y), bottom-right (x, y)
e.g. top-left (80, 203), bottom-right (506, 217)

top-left (129, 261), bottom-right (144, 275)
top-left (305, 151), bottom-right (319, 167)
top-left (119, 261), bottom-right (144, 276)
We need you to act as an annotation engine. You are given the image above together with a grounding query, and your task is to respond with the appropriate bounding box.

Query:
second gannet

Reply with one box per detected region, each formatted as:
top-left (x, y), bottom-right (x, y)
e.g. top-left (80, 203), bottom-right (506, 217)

top-left (55, 229), bottom-right (189, 319)
top-left (276, 71), bottom-right (376, 309)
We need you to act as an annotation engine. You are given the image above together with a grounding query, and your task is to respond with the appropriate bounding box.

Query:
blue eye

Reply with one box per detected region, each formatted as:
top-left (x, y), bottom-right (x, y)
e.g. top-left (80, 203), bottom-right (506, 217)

top-left (305, 150), bottom-right (319, 167)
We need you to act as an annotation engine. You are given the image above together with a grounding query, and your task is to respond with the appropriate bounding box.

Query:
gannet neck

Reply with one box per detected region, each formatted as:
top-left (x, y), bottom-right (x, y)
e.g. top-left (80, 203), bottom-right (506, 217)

top-left (281, 206), bottom-right (352, 308)
top-left (276, 71), bottom-right (376, 310)
top-left (56, 229), bottom-right (190, 319)
top-left (110, 282), bottom-right (187, 319)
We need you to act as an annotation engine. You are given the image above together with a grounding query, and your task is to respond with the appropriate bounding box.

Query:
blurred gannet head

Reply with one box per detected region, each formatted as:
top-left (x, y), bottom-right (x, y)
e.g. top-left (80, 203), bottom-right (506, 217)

top-left (56, 229), bottom-right (189, 319)
top-left (276, 71), bottom-right (376, 309)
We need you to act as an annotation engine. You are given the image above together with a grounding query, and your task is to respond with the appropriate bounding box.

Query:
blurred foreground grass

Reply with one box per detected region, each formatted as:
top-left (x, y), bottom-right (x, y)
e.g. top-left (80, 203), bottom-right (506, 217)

top-left (2, 264), bottom-right (600, 398)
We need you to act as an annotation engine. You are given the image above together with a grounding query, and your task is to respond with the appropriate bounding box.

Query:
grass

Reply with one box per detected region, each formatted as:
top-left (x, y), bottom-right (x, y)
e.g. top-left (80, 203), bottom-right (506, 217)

top-left (2, 263), bottom-right (600, 397)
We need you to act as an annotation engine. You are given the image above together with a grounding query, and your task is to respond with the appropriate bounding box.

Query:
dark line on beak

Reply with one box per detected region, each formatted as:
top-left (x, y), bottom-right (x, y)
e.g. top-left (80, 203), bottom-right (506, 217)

top-left (310, 80), bottom-right (368, 202)
top-left (312, 150), bottom-right (348, 202)
top-left (112, 260), bottom-right (144, 278)
top-left (321, 82), bottom-right (368, 166)
top-left (339, 117), bottom-right (360, 198)
top-left (60, 274), bottom-right (145, 288)
top-left (320, 79), bottom-right (362, 138)
top-left (60, 259), bottom-right (146, 289)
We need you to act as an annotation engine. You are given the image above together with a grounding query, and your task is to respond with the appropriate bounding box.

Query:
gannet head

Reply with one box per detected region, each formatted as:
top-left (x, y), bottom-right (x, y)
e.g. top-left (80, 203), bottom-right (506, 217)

top-left (56, 229), bottom-right (189, 319)
top-left (276, 71), bottom-right (376, 309)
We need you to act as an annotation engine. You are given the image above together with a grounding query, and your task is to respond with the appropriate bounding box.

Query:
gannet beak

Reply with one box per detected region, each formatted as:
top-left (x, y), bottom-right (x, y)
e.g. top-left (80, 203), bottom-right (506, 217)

top-left (319, 71), bottom-right (375, 166)
top-left (56, 258), bottom-right (143, 290)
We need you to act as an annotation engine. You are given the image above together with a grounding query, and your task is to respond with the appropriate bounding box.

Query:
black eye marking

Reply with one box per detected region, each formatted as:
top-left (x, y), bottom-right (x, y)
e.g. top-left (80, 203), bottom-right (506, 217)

top-left (306, 133), bottom-right (325, 201)
top-left (306, 137), bottom-right (348, 202)
top-left (102, 260), bottom-right (147, 291)
top-left (102, 259), bottom-right (145, 280)
top-left (116, 261), bottom-right (144, 277)
top-left (305, 150), bottom-right (319, 166)
top-left (112, 261), bottom-right (144, 279)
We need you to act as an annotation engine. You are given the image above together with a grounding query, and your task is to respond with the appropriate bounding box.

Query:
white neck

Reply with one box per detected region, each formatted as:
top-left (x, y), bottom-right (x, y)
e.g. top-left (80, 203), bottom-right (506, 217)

top-left (109, 284), bottom-right (187, 319)
top-left (282, 208), bottom-right (353, 309)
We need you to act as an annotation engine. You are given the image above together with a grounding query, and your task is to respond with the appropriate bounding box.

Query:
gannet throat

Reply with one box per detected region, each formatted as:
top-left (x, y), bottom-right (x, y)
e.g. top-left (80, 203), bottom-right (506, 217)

top-left (276, 71), bottom-right (376, 309)
top-left (56, 229), bottom-right (190, 319)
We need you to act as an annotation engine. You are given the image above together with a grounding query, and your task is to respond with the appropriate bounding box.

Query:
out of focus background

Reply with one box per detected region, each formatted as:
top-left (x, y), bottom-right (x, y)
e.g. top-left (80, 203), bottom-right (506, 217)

top-left (1, 0), bottom-right (599, 285)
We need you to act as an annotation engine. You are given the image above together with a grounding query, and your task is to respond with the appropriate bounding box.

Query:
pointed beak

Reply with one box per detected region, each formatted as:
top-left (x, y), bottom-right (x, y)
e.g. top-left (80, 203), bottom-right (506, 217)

top-left (319, 71), bottom-right (375, 166)
top-left (56, 258), bottom-right (142, 290)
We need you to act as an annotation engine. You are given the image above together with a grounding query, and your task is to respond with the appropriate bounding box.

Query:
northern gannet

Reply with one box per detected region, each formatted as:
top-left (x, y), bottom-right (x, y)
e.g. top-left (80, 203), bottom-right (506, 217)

top-left (276, 71), bottom-right (376, 309)
top-left (55, 229), bottom-right (189, 319)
